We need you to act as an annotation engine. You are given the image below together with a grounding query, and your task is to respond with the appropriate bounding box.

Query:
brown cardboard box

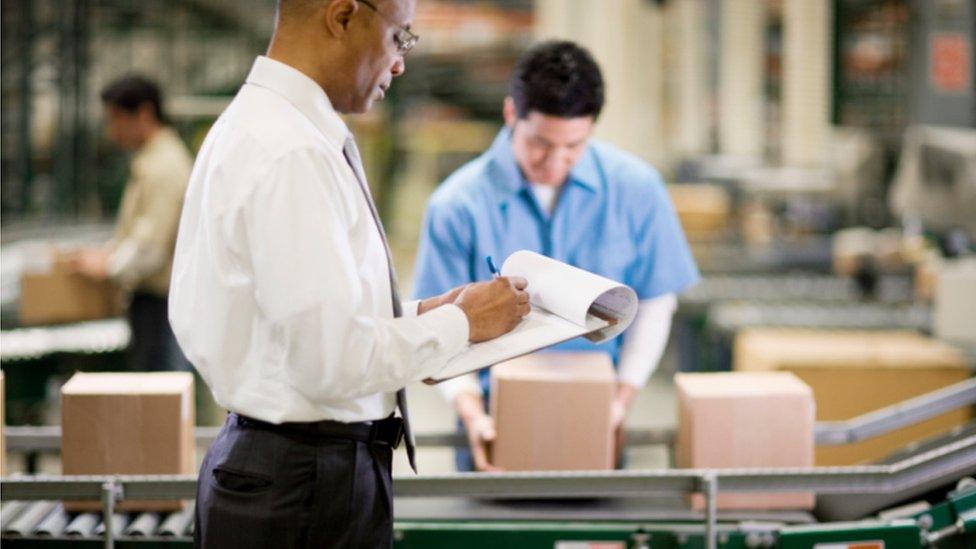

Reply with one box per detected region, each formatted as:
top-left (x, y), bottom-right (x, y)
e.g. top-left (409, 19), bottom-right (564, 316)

top-left (1, 371), bottom-right (6, 476)
top-left (61, 372), bottom-right (195, 511)
top-left (668, 184), bottom-right (731, 240)
top-left (19, 250), bottom-right (122, 325)
top-left (734, 329), bottom-right (972, 465)
top-left (490, 352), bottom-right (614, 471)
top-left (675, 372), bottom-right (815, 510)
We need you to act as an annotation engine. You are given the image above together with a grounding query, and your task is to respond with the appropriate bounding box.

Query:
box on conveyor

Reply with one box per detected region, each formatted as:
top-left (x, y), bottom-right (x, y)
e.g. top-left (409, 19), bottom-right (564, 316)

top-left (490, 352), bottom-right (614, 471)
top-left (61, 372), bottom-right (195, 512)
top-left (19, 249), bottom-right (122, 326)
top-left (667, 184), bottom-right (732, 240)
top-left (675, 371), bottom-right (815, 511)
top-left (734, 329), bottom-right (972, 465)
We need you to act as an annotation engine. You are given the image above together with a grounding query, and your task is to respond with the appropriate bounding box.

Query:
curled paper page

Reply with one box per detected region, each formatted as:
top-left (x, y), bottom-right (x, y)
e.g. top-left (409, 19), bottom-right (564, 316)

top-left (501, 250), bottom-right (638, 343)
top-left (427, 250), bottom-right (638, 383)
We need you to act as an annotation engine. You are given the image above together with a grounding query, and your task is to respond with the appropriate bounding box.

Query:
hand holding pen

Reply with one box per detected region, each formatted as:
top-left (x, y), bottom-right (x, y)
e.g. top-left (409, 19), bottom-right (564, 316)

top-left (449, 255), bottom-right (530, 342)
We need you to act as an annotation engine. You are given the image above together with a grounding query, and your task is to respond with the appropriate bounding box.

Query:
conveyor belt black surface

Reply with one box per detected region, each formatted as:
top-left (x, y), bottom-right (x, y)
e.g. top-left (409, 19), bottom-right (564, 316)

top-left (0, 497), bottom-right (815, 542)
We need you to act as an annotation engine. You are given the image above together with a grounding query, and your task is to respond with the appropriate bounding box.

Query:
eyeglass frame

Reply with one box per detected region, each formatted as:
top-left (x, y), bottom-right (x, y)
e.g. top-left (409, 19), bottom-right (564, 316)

top-left (356, 0), bottom-right (419, 55)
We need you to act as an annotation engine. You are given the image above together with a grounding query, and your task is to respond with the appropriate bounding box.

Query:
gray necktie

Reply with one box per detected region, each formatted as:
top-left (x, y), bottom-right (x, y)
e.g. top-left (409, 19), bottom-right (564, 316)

top-left (342, 136), bottom-right (417, 473)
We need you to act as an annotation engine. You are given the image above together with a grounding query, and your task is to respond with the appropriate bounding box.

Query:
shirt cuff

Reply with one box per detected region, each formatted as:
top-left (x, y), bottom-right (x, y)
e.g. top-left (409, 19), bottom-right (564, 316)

top-left (414, 303), bottom-right (470, 358)
top-left (437, 373), bottom-right (482, 403)
top-left (402, 299), bottom-right (421, 318)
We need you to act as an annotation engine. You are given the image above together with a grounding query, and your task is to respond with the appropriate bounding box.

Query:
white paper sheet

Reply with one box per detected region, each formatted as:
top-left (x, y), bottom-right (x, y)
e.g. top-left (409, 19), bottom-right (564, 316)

top-left (428, 251), bottom-right (638, 383)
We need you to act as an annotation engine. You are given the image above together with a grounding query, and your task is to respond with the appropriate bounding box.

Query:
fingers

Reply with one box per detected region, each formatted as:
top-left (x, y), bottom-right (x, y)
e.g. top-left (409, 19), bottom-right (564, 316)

top-left (471, 423), bottom-right (502, 472)
top-left (471, 438), bottom-right (491, 471)
top-left (504, 276), bottom-right (528, 290)
top-left (480, 417), bottom-right (496, 442)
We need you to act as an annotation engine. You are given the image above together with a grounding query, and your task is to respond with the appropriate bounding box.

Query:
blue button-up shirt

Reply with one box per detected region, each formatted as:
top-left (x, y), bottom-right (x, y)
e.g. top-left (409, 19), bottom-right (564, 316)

top-left (413, 128), bottom-right (699, 385)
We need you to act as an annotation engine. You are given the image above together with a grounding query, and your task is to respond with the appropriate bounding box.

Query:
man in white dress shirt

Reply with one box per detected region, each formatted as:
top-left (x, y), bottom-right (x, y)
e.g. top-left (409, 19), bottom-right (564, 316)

top-left (168, 1), bottom-right (529, 546)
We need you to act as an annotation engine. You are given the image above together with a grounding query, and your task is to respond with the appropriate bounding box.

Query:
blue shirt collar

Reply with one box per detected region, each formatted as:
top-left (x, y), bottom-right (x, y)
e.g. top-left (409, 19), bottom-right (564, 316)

top-left (486, 127), bottom-right (601, 204)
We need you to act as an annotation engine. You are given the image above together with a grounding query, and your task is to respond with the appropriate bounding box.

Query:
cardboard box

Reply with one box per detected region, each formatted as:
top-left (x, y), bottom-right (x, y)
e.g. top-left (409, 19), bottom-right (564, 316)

top-left (61, 372), bottom-right (195, 511)
top-left (668, 184), bottom-right (731, 240)
top-left (490, 352), bottom-right (614, 471)
top-left (734, 329), bottom-right (972, 465)
top-left (19, 250), bottom-right (122, 326)
top-left (934, 259), bottom-right (976, 344)
top-left (675, 372), bottom-right (815, 510)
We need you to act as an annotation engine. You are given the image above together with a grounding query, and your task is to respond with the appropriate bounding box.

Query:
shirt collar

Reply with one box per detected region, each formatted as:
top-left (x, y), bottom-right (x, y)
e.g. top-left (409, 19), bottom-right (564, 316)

top-left (486, 127), bottom-right (601, 204)
top-left (244, 56), bottom-right (350, 150)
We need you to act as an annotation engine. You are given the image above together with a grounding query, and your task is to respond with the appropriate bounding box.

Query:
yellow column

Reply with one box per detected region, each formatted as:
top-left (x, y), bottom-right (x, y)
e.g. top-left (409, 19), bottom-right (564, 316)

top-left (781, 0), bottom-right (832, 166)
top-left (718, 0), bottom-right (765, 158)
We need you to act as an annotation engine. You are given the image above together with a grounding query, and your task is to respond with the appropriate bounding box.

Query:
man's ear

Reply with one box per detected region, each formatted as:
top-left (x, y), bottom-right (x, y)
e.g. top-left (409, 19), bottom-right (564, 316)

top-left (324, 0), bottom-right (359, 37)
top-left (502, 96), bottom-right (518, 128)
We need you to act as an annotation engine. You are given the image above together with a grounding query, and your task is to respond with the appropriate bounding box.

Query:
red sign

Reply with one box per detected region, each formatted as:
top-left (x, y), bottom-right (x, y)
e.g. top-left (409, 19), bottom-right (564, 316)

top-left (930, 33), bottom-right (971, 93)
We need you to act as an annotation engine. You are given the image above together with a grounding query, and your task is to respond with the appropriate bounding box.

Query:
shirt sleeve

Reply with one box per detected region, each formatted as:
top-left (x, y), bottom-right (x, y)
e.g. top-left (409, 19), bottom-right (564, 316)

top-left (616, 294), bottom-right (677, 389)
top-left (411, 195), bottom-right (474, 300)
top-left (107, 159), bottom-right (187, 287)
top-left (627, 173), bottom-right (701, 299)
top-left (244, 148), bottom-right (470, 402)
top-left (435, 373), bottom-right (483, 404)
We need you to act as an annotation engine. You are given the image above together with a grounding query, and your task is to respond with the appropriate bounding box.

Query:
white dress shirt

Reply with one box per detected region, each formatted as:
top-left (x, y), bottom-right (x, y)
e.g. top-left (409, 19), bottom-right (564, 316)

top-left (169, 56), bottom-right (470, 424)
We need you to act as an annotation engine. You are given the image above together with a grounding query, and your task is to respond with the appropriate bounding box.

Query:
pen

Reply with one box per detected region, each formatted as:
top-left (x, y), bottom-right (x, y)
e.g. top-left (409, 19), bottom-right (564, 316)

top-left (486, 256), bottom-right (500, 278)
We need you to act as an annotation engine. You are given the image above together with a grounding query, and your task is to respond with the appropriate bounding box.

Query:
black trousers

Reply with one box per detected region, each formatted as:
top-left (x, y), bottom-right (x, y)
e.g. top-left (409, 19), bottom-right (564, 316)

top-left (127, 292), bottom-right (188, 372)
top-left (195, 414), bottom-right (395, 548)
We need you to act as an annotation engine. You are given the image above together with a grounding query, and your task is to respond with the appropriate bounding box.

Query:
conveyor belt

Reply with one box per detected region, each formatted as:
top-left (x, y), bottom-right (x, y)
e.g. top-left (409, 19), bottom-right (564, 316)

top-left (708, 301), bottom-right (931, 334)
top-left (680, 273), bottom-right (914, 310)
top-left (0, 498), bottom-right (816, 542)
top-left (0, 319), bottom-right (129, 363)
top-left (689, 237), bottom-right (834, 274)
top-left (3, 435), bottom-right (974, 548)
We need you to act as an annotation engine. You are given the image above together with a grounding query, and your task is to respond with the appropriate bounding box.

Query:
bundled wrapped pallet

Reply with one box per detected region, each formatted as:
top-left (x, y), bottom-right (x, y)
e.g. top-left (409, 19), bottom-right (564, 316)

top-left (675, 371), bottom-right (815, 510)
top-left (735, 329), bottom-right (972, 465)
top-left (490, 352), bottom-right (615, 471)
top-left (61, 372), bottom-right (195, 511)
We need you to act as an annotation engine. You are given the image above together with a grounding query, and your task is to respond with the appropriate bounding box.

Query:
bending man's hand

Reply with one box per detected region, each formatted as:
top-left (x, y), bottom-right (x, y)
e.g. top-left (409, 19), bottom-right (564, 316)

top-left (453, 276), bottom-right (529, 342)
top-left (456, 392), bottom-right (503, 472)
top-left (611, 381), bottom-right (637, 466)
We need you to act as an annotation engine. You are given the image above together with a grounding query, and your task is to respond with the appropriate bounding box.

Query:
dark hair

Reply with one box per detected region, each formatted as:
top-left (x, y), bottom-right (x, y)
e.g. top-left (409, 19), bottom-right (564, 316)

top-left (100, 75), bottom-right (167, 123)
top-left (509, 40), bottom-right (604, 120)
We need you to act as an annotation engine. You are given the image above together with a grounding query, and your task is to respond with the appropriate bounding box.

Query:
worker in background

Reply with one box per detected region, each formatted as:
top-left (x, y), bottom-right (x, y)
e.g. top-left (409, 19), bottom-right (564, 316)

top-left (168, 0), bottom-right (529, 546)
top-left (413, 40), bottom-right (700, 471)
top-left (74, 75), bottom-right (193, 372)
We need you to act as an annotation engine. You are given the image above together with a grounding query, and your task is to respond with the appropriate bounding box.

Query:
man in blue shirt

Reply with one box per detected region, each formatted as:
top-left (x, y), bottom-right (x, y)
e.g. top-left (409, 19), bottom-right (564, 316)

top-left (413, 40), bottom-right (699, 471)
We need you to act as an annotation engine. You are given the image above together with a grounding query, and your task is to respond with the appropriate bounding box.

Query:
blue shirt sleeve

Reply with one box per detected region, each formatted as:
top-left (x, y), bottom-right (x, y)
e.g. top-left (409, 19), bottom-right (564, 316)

top-left (627, 173), bottom-right (700, 299)
top-left (411, 197), bottom-right (475, 300)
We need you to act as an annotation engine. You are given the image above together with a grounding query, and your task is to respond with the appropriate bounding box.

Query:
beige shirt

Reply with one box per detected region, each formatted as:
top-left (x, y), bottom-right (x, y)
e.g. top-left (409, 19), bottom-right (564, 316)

top-left (109, 127), bottom-right (193, 296)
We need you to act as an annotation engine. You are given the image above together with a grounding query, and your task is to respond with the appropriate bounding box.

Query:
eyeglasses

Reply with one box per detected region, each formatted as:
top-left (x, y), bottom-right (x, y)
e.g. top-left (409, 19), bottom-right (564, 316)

top-left (356, 0), bottom-right (419, 56)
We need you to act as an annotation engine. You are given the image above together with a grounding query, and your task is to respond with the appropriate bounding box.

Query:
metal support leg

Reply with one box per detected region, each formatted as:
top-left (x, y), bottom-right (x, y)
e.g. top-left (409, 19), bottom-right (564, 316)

top-left (101, 479), bottom-right (122, 549)
top-left (702, 472), bottom-right (718, 549)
